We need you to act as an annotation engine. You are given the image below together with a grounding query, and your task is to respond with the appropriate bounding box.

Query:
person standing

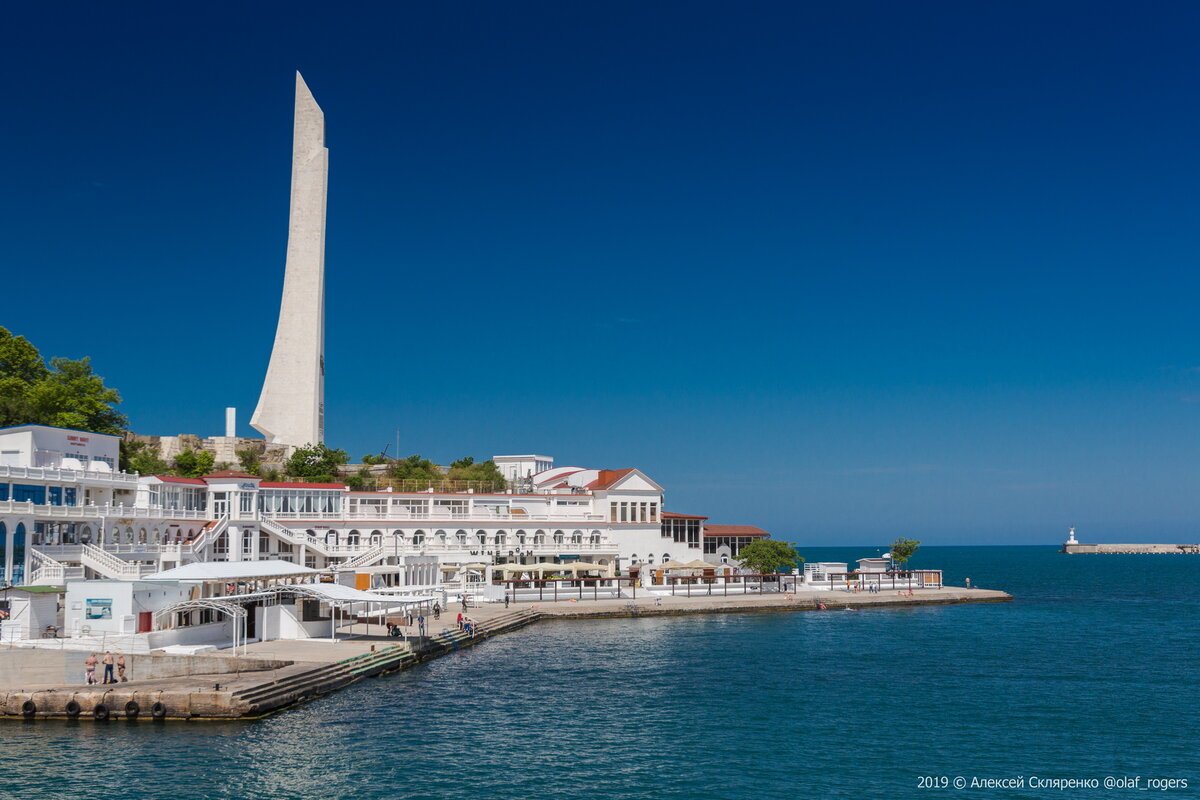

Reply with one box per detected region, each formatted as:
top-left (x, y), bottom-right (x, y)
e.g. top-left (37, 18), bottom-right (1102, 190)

top-left (116, 652), bottom-right (127, 682)
top-left (456, 611), bottom-right (464, 631)
top-left (84, 652), bottom-right (98, 685)
top-left (965, 577), bottom-right (971, 589)
top-left (417, 614), bottom-right (426, 637)
top-left (432, 602), bottom-right (440, 620)
top-left (101, 651), bottom-right (114, 684)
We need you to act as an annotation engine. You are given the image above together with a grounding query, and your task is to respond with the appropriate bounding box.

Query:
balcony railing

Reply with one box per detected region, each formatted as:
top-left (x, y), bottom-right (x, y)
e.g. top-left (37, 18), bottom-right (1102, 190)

top-left (0, 464), bottom-right (139, 486)
top-left (0, 500), bottom-right (209, 520)
top-left (266, 510), bottom-right (606, 523)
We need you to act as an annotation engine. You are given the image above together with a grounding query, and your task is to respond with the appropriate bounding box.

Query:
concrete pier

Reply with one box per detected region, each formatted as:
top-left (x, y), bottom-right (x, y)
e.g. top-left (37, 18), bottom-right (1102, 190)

top-left (0, 587), bottom-right (1009, 722)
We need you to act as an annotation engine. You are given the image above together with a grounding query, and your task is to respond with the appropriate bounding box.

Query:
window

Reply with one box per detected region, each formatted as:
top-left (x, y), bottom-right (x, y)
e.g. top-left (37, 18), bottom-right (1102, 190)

top-left (620, 503), bottom-right (628, 523)
top-left (49, 487), bottom-right (63, 506)
top-left (610, 503), bottom-right (618, 522)
top-left (650, 503), bottom-right (658, 523)
top-left (259, 532), bottom-right (271, 554)
top-left (640, 503), bottom-right (648, 523)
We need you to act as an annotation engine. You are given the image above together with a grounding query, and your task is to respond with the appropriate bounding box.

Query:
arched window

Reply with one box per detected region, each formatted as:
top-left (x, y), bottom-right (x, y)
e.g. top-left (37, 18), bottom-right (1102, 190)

top-left (305, 529), bottom-right (317, 539)
top-left (413, 530), bottom-right (426, 546)
top-left (495, 530), bottom-right (507, 547)
top-left (435, 529), bottom-right (447, 544)
top-left (138, 528), bottom-right (148, 545)
top-left (534, 530), bottom-right (546, 546)
top-left (590, 530), bottom-right (601, 545)
top-left (455, 530), bottom-right (468, 545)
top-left (370, 530), bottom-right (382, 546)
top-left (516, 530), bottom-right (527, 546)
top-left (325, 531), bottom-right (339, 546)
top-left (81, 526), bottom-right (92, 544)
top-left (347, 530), bottom-right (361, 546)
top-left (553, 530), bottom-right (565, 545)
top-left (661, 554), bottom-right (671, 564)
top-left (152, 528), bottom-right (161, 544)
top-left (124, 527), bottom-right (134, 545)
top-left (476, 530), bottom-right (487, 547)
top-left (571, 530), bottom-right (583, 544)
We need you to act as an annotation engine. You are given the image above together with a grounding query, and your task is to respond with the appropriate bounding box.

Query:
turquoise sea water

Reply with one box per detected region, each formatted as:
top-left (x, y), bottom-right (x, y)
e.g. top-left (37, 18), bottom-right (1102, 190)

top-left (1, 546), bottom-right (1198, 799)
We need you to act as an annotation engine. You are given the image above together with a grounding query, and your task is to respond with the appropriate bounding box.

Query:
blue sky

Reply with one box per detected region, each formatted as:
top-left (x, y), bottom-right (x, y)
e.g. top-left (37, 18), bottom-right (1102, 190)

top-left (4, 2), bottom-right (1200, 545)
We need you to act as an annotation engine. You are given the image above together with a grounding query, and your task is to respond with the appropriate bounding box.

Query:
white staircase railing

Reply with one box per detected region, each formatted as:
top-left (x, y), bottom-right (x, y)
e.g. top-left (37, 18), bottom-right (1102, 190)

top-left (186, 514), bottom-right (229, 556)
top-left (339, 545), bottom-right (386, 570)
top-left (80, 543), bottom-right (145, 580)
top-left (260, 517), bottom-right (327, 554)
top-left (27, 549), bottom-right (66, 585)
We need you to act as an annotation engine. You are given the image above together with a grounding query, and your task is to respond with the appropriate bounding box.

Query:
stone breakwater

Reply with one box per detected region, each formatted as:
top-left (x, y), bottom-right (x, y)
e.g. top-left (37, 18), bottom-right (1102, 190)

top-left (0, 588), bottom-right (1010, 722)
top-left (1062, 542), bottom-right (1200, 554)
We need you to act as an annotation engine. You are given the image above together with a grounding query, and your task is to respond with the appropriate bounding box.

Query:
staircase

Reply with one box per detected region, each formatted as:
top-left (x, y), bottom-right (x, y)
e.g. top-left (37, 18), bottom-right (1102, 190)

top-left (80, 543), bottom-right (147, 580)
top-left (259, 517), bottom-right (321, 552)
top-left (27, 549), bottom-right (66, 586)
top-left (227, 609), bottom-right (542, 718)
top-left (339, 545), bottom-right (386, 570)
top-left (187, 514), bottom-right (229, 556)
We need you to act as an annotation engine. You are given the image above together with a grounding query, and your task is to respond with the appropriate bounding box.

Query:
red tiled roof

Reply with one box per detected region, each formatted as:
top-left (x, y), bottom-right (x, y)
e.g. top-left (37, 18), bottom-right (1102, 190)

top-left (260, 481), bottom-right (347, 489)
top-left (154, 475), bottom-right (206, 485)
top-left (662, 511), bottom-right (709, 520)
top-left (585, 468), bottom-right (635, 490)
top-left (703, 524), bottom-right (769, 538)
top-left (202, 471), bottom-right (259, 480)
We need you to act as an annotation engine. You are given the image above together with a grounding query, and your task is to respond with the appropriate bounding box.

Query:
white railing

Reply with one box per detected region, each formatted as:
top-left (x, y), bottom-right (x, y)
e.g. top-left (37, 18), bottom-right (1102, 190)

top-left (27, 549), bottom-right (66, 585)
top-left (0, 464), bottom-right (139, 486)
top-left (265, 510), bottom-right (607, 523)
top-left (185, 514), bottom-right (228, 555)
top-left (80, 543), bottom-right (146, 579)
top-left (339, 545), bottom-right (386, 570)
top-left (0, 500), bottom-right (208, 520)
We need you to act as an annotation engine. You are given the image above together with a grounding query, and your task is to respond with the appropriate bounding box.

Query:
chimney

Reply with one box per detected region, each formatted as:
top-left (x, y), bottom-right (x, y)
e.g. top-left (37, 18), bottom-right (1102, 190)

top-left (225, 407), bottom-right (236, 438)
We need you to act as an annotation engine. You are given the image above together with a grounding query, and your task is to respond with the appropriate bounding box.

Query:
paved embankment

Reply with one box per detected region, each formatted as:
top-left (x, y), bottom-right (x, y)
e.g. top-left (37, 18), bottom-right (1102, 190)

top-left (1, 586), bottom-right (1008, 722)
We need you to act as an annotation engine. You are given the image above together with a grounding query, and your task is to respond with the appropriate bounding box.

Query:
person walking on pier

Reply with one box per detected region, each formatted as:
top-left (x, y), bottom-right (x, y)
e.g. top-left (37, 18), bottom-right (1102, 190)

top-left (84, 653), bottom-right (98, 685)
top-left (432, 602), bottom-right (441, 620)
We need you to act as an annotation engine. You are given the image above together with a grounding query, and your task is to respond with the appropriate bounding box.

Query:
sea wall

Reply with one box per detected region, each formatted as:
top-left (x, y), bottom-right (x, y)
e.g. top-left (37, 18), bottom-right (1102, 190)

top-left (0, 650), bottom-right (291, 691)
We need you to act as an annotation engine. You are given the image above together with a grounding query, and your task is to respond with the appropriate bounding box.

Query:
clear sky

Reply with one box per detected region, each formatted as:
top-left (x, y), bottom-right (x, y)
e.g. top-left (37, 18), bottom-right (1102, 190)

top-left (4, 2), bottom-right (1200, 545)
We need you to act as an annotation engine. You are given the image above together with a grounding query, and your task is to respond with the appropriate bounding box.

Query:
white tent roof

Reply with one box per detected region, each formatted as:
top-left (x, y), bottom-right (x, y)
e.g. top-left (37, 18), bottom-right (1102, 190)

top-left (143, 560), bottom-right (320, 581)
top-left (282, 582), bottom-right (435, 606)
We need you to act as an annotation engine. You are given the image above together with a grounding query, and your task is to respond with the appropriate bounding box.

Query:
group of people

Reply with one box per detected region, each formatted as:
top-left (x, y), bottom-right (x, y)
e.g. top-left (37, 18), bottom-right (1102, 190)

top-left (386, 605), bottom-right (441, 639)
top-left (456, 612), bottom-right (476, 638)
top-left (83, 651), bottom-right (125, 685)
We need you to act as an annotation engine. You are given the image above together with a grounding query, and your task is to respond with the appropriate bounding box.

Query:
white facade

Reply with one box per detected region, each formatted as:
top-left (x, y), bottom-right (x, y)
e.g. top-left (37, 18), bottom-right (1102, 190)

top-left (493, 454), bottom-right (554, 484)
top-left (251, 72), bottom-right (328, 449)
top-left (63, 580), bottom-right (192, 636)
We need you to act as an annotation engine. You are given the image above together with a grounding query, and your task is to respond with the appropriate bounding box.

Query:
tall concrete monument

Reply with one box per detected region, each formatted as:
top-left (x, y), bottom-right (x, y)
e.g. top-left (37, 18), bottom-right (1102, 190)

top-left (252, 72), bottom-right (327, 448)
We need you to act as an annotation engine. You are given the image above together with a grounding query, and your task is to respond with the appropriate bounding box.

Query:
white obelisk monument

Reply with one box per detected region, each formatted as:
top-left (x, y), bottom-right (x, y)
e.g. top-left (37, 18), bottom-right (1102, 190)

top-left (252, 72), bottom-right (327, 448)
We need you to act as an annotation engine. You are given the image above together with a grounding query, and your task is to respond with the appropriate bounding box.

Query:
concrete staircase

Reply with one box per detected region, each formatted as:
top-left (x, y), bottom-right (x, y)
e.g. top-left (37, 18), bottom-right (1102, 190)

top-left (80, 543), bottom-right (149, 580)
top-left (228, 609), bottom-right (542, 717)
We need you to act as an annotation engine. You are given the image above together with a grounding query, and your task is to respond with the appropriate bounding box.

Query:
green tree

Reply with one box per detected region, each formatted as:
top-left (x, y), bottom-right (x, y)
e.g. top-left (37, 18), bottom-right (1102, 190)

top-left (236, 447), bottom-right (262, 476)
top-left (285, 442), bottom-right (349, 483)
top-left (122, 439), bottom-right (169, 475)
top-left (0, 327), bottom-right (50, 427)
top-left (345, 466), bottom-right (374, 491)
top-left (388, 454), bottom-right (442, 483)
top-left (447, 456), bottom-right (507, 487)
top-left (735, 539), bottom-right (804, 575)
top-left (173, 448), bottom-right (215, 478)
top-left (889, 537), bottom-right (920, 565)
top-left (0, 326), bottom-right (128, 434)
